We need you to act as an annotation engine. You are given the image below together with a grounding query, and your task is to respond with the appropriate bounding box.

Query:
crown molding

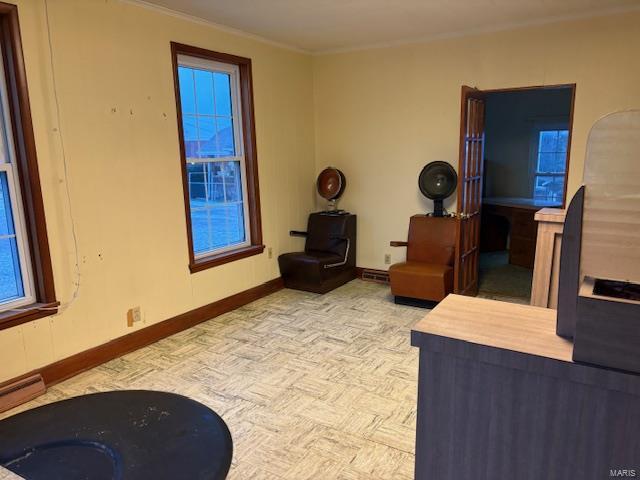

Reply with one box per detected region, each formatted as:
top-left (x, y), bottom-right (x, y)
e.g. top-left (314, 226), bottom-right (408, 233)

top-left (119, 0), bottom-right (309, 54)
top-left (315, 4), bottom-right (640, 55)
top-left (119, 0), bottom-right (640, 56)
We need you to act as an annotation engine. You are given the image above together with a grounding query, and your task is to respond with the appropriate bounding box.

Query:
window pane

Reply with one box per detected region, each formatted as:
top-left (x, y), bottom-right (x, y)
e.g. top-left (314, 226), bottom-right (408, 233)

top-left (554, 152), bottom-right (567, 173)
top-left (197, 116), bottom-right (216, 158)
top-left (213, 73), bottom-right (232, 117)
top-left (537, 152), bottom-right (567, 174)
top-left (539, 131), bottom-right (558, 153)
top-left (194, 69), bottom-right (215, 115)
top-left (536, 130), bottom-right (569, 175)
top-left (533, 175), bottom-right (565, 202)
top-left (0, 174), bottom-right (12, 237)
top-left (187, 161), bottom-right (246, 255)
top-left (182, 114), bottom-right (198, 158)
top-left (216, 117), bottom-right (235, 157)
top-left (178, 67), bottom-right (195, 115)
top-left (537, 152), bottom-right (555, 173)
top-left (557, 130), bottom-right (569, 153)
top-left (179, 65), bottom-right (237, 160)
top-left (0, 172), bottom-right (24, 303)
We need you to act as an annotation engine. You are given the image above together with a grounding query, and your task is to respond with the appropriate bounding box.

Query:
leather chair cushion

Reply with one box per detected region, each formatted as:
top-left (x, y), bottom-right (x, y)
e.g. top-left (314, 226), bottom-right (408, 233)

top-left (389, 261), bottom-right (454, 302)
top-left (278, 251), bottom-right (344, 282)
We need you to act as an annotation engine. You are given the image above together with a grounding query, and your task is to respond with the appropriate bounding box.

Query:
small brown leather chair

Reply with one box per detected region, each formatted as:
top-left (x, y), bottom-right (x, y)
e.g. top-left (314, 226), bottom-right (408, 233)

top-left (389, 215), bottom-right (457, 303)
top-left (278, 213), bottom-right (357, 294)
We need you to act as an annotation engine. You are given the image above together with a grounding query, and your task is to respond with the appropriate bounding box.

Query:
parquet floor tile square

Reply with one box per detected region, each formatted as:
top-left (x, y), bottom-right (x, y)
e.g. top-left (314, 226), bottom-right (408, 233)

top-left (1, 280), bottom-right (427, 479)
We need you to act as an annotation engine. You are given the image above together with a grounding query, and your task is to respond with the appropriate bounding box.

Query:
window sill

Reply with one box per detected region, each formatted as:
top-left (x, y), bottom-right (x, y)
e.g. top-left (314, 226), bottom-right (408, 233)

top-left (0, 302), bottom-right (60, 331)
top-left (189, 244), bottom-right (265, 273)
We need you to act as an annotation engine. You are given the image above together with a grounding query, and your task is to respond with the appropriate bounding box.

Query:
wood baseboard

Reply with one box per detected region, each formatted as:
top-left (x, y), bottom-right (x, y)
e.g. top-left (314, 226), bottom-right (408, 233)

top-left (0, 374), bottom-right (45, 413)
top-left (1, 277), bottom-right (284, 392)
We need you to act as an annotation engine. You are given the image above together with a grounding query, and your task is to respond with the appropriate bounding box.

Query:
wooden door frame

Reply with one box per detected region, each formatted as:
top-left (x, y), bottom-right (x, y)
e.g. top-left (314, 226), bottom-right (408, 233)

top-left (471, 83), bottom-right (576, 209)
top-left (454, 83), bottom-right (576, 296)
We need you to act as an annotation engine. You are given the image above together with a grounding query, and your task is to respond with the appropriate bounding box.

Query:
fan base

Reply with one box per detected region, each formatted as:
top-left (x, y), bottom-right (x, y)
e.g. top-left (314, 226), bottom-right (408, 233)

top-left (431, 199), bottom-right (445, 217)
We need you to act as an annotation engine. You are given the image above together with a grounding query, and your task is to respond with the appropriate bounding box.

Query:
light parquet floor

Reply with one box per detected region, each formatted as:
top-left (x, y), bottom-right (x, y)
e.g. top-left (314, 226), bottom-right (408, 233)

top-left (2, 280), bottom-right (427, 479)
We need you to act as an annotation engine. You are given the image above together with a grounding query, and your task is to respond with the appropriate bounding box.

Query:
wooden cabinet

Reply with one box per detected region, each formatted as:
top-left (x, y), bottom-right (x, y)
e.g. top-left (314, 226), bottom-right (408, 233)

top-left (508, 208), bottom-right (538, 268)
top-left (481, 198), bottom-right (559, 269)
top-left (411, 295), bottom-right (640, 480)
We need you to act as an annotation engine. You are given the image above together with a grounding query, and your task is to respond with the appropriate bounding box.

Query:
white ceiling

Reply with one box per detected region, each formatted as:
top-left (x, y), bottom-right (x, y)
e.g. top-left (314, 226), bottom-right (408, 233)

top-left (136, 0), bottom-right (640, 53)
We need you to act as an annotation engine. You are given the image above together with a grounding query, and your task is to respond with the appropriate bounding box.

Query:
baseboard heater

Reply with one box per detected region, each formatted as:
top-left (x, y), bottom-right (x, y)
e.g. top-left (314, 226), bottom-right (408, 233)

top-left (361, 268), bottom-right (390, 284)
top-left (0, 374), bottom-right (45, 413)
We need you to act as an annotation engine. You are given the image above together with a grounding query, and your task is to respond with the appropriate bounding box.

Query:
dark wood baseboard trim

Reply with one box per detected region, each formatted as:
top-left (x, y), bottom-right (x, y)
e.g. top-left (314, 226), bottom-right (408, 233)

top-left (1, 277), bottom-right (284, 392)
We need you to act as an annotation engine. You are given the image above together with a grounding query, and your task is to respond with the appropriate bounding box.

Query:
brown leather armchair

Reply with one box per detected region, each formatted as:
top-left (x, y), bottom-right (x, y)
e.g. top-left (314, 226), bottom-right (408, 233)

top-left (389, 215), bottom-right (457, 303)
top-left (278, 213), bottom-right (357, 294)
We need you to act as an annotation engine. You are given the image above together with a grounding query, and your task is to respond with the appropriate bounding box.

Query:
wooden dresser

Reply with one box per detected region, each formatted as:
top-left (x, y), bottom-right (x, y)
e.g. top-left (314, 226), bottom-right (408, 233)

top-left (411, 295), bottom-right (640, 480)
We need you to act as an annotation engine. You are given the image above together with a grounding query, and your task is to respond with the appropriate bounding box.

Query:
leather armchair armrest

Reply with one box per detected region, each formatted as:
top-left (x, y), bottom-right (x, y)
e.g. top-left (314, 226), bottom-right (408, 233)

top-left (390, 241), bottom-right (408, 247)
top-left (290, 230), bottom-right (308, 237)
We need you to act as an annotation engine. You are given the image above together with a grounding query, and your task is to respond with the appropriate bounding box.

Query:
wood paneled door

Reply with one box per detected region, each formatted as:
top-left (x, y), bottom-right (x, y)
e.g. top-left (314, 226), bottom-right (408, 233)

top-left (454, 86), bottom-right (485, 295)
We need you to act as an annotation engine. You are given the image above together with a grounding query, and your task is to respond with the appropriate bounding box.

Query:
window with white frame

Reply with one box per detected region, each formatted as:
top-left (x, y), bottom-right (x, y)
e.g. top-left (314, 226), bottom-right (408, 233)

top-left (178, 56), bottom-right (249, 256)
top-left (533, 129), bottom-right (569, 203)
top-left (172, 43), bottom-right (263, 272)
top-left (0, 56), bottom-right (34, 311)
top-left (0, 4), bottom-right (56, 324)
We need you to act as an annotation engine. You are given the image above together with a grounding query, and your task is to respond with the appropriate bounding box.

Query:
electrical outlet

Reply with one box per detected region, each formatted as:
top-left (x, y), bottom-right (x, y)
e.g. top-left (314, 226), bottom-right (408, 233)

top-left (268, 247), bottom-right (273, 259)
top-left (127, 307), bottom-right (142, 327)
top-left (384, 254), bottom-right (391, 265)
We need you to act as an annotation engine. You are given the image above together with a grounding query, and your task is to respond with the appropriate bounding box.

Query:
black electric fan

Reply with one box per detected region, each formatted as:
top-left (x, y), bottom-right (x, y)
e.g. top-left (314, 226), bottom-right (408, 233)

top-left (418, 161), bottom-right (458, 217)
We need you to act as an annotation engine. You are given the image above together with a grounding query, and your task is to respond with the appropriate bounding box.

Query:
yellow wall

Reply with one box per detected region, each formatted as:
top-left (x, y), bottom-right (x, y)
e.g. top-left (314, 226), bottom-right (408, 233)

top-left (313, 12), bottom-right (640, 270)
top-left (0, 0), bottom-right (316, 382)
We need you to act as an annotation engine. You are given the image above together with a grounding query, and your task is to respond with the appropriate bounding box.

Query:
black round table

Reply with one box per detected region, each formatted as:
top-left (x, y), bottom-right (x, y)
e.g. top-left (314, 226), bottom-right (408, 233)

top-left (0, 390), bottom-right (233, 480)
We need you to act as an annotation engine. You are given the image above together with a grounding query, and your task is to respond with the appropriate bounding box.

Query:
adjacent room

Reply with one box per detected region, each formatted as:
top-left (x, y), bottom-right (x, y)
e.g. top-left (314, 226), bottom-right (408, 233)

top-left (479, 86), bottom-right (574, 302)
top-left (0, 1), bottom-right (639, 479)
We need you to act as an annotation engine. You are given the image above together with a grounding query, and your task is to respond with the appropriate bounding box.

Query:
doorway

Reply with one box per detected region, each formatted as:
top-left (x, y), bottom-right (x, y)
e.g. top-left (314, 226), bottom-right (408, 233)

top-left (455, 84), bottom-right (576, 303)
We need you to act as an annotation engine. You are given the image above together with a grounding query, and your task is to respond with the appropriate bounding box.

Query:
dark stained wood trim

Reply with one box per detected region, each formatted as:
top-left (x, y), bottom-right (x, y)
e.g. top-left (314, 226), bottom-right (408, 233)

top-left (0, 302), bottom-right (60, 331)
top-left (481, 83), bottom-right (575, 95)
top-left (0, 373), bottom-right (44, 413)
top-left (170, 42), bottom-right (263, 274)
top-left (0, 2), bottom-right (57, 327)
top-left (190, 244), bottom-right (265, 272)
top-left (0, 277), bottom-right (284, 391)
top-left (562, 84), bottom-right (577, 209)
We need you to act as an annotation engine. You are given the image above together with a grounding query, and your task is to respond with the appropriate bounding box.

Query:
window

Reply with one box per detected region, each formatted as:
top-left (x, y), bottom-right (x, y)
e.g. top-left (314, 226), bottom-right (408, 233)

top-left (0, 4), bottom-right (57, 326)
top-left (172, 43), bottom-right (263, 272)
top-left (1, 149), bottom-right (34, 309)
top-left (533, 129), bottom-right (568, 203)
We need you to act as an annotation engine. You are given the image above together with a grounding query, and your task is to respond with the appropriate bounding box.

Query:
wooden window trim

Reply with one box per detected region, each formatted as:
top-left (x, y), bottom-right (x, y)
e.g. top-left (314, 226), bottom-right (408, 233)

top-left (170, 42), bottom-right (264, 273)
top-left (0, 2), bottom-right (57, 331)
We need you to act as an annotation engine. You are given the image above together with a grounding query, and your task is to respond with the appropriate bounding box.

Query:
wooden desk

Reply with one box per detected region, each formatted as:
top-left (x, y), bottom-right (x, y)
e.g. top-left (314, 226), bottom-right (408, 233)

top-left (481, 197), bottom-right (562, 268)
top-left (411, 295), bottom-right (640, 480)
